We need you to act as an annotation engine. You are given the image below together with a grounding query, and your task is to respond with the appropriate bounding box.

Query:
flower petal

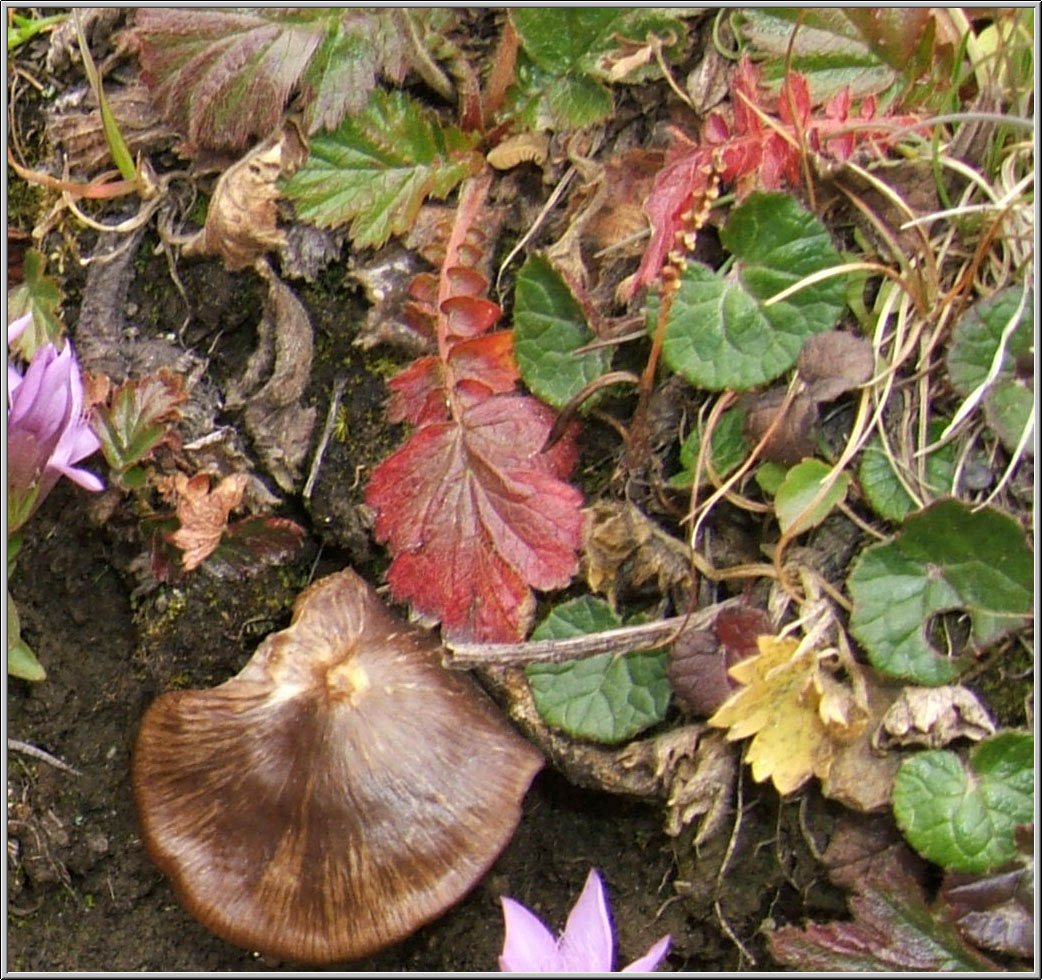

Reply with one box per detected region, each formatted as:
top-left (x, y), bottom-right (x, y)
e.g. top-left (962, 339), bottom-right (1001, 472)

top-left (498, 897), bottom-right (562, 973)
top-left (558, 869), bottom-right (614, 973)
top-left (621, 933), bottom-right (672, 973)
top-left (8, 312), bottom-right (33, 344)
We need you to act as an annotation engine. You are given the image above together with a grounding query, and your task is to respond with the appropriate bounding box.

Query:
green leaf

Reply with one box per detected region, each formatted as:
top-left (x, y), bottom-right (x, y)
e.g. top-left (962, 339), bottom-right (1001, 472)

top-left (525, 597), bottom-right (671, 745)
top-left (282, 89), bottom-right (483, 249)
top-left (755, 461), bottom-right (788, 496)
top-left (946, 286), bottom-right (1034, 452)
top-left (7, 250), bottom-right (65, 361)
top-left (662, 193), bottom-right (847, 390)
top-left (858, 420), bottom-right (957, 523)
top-left (508, 9), bottom-right (684, 129)
top-left (91, 372), bottom-right (187, 476)
top-left (512, 255), bottom-right (611, 409)
top-left (893, 733), bottom-right (1034, 873)
top-left (737, 9), bottom-right (900, 102)
top-left (774, 459), bottom-right (851, 534)
top-left (8, 592), bottom-right (45, 682)
top-left (671, 406), bottom-right (749, 488)
top-left (847, 500), bottom-right (1033, 685)
top-left (512, 9), bottom-right (624, 74)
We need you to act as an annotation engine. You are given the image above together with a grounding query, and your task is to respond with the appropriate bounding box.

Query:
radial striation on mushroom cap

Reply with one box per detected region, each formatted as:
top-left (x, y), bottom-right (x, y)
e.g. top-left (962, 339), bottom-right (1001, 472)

top-left (132, 568), bottom-right (544, 965)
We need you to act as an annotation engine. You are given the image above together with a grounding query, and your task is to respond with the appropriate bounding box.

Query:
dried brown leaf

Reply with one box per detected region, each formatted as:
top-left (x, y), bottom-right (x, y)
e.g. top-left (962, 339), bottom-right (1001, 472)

top-left (226, 268), bottom-right (316, 492)
top-left (167, 472), bottom-right (249, 571)
top-left (582, 500), bottom-right (692, 609)
top-left (185, 121), bottom-right (308, 273)
top-left (873, 685), bottom-right (996, 751)
top-left (797, 330), bottom-right (875, 402)
top-left (741, 387), bottom-right (819, 465)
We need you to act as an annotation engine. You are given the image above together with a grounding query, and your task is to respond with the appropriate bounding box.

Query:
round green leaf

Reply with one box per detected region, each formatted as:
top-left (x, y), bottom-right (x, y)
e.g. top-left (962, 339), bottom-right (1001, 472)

top-left (525, 596), bottom-right (671, 745)
top-left (848, 500), bottom-right (1033, 685)
top-left (663, 193), bottom-right (847, 390)
top-left (893, 732), bottom-right (1034, 872)
top-left (513, 255), bottom-right (612, 408)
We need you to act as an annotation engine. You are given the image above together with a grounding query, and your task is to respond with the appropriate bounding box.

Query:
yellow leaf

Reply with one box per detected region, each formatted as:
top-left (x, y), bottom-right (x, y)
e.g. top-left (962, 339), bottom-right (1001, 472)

top-left (707, 635), bottom-right (867, 796)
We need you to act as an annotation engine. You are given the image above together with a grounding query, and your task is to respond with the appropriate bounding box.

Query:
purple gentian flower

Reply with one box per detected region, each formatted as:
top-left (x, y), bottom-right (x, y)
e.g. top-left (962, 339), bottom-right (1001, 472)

top-left (499, 869), bottom-right (671, 973)
top-left (7, 315), bottom-right (103, 531)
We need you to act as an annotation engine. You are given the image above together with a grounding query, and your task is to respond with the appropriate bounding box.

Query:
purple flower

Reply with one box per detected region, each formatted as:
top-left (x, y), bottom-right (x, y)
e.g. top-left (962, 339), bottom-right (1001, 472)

top-left (7, 318), bottom-right (103, 532)
top-left (499, 869), bottom-right (671, 973)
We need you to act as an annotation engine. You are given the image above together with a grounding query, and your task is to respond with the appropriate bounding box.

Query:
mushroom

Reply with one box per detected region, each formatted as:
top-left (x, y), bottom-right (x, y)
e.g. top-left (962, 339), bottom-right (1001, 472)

top-left (132, 569), bottom-right (543, 964)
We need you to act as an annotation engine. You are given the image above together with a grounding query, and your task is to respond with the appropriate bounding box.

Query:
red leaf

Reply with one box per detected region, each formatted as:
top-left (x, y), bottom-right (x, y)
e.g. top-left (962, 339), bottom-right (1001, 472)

top-left (367, 395), bottom-right (582, 642)
top-left (634, 54), bottom-right (923, 294)
top-left (367, 176), bottom-right (583, 642)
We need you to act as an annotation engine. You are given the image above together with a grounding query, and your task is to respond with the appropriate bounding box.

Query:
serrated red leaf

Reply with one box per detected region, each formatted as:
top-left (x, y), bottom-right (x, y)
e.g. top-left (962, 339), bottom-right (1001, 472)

top-left (634, 54), bottom-right (924, 294)
top-left (367, 176), bottom-right (583, 642)
top-left (367, 394), bottom-right (582, 642)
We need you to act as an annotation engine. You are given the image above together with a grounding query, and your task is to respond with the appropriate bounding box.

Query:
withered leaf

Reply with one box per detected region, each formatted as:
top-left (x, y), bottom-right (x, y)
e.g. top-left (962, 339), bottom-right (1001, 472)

top-left (46, 81), bottom-right (177, 178)
top-left (226, 268), bottom-right (316, 492)
top-left (820, 672), bottom-right (903, 812)
top-left (582, 500), bottom-right (692, 610)
top-left (668, 605), bottom-right (773, 717)
top-left (656, 727), bottom-right (737, 843)
top-left (166, 472), bottom-right (249, 571)
top-left (874, 685), bottom-right (996, 751)
top-left (708, 635), bottom-right (870, 796)
top-left (797, 330), bottom-right (875, 403)
top-left (741, 387), bottom-right (819, 466)
top-left (184, 121), bottom-right (308, 273)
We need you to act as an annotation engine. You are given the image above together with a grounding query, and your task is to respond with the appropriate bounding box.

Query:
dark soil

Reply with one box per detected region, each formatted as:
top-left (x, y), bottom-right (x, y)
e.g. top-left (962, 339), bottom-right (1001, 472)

top-left (4, 237), bottom-right (846, 972)
top-left (6, 470), bottom-right (844, 972)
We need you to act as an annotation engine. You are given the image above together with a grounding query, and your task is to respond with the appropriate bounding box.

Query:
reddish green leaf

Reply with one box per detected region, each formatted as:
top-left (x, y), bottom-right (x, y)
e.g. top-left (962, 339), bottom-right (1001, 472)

top-left (206, 516), bottom-right (307, 578)
top-left (129, 9), bottom-right (442, 151)
top-left (91, 370), bottom-right (188, 478)
top-left (769, 862), bottom-right (999, 971)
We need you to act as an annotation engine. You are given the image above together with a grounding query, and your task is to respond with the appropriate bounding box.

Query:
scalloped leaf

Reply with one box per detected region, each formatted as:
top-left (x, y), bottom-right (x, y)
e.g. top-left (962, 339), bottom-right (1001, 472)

top-left (7, 249), bottom-right (65, 361)
top-left (847, 500), bottom-right (1033, 685)
top-left (662, 193), bottom-right (847, 390)
top-left (512, 255), bottom-right (612, 409)
top-left (893, 733), bottom-right (1033, 873)
top-left (859, 420), bottom-right (957, 523)
top-left (365, 178), bottom-right (584, 643)
top-left (130, 8), bottom-right (419, 150)
top-left (525, 596), bottom-right (670, 745)
top-left (282, 89), bottom-right (484, 249)
top-left (946, 286), bottom-right (1034, 453)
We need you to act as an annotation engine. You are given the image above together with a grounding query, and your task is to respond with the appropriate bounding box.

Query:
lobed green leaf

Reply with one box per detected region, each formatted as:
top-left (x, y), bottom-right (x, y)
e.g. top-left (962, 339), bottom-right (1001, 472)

top-left (283, 89), bottom-right (483, 249)
top-left (662, 193), bottom-right (847, 390)
top-left (525, 597), bottom-right (671, 745)
top-left (893, 732), bottom-right (1034, 873)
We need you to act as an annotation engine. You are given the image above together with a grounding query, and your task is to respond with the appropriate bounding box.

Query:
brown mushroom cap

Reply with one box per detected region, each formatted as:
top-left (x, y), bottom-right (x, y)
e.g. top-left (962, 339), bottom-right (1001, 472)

top-left (132, 569), bottom-right (543, 964)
